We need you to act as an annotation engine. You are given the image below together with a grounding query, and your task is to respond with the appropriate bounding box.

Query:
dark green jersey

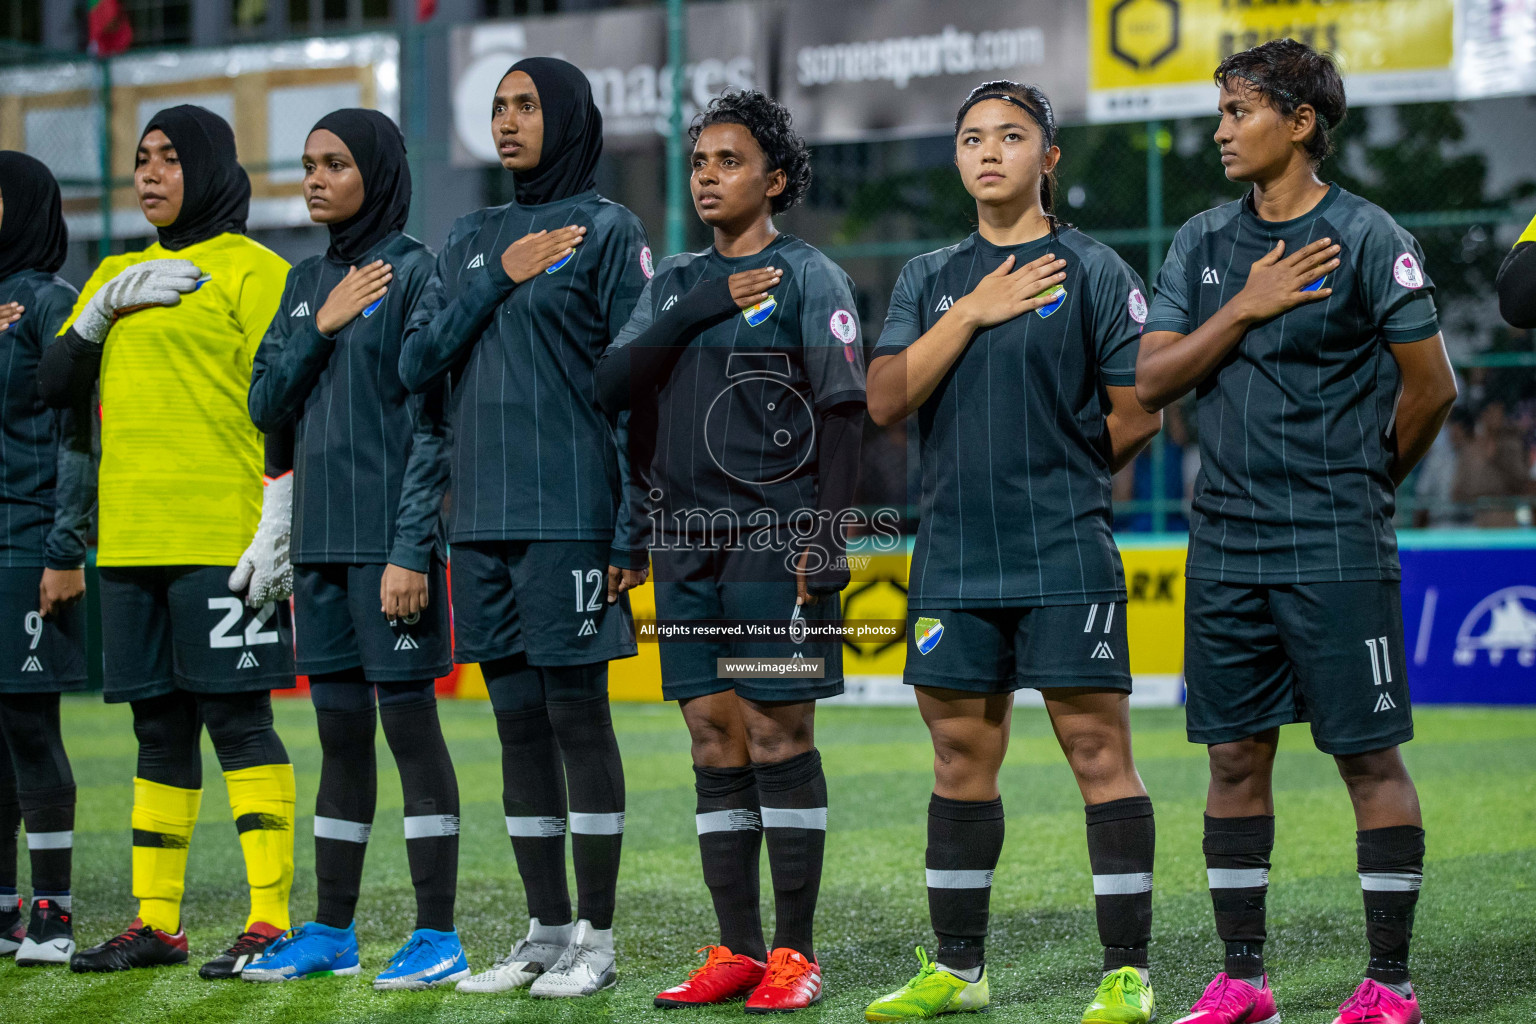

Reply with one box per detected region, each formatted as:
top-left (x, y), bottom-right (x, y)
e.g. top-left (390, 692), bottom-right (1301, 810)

top-left (874, 228), bottom-right (1145, 610)
top-left (608, 235), bottom-right (866, 533)
top-left (398, 191), bottom-right (649, 564)
top-left (249, 232), bottom-right (449, 573)
top-left (1146, 185), bottom-right (1440, 584)
top-left (0, 270), bottom-right (94, 569)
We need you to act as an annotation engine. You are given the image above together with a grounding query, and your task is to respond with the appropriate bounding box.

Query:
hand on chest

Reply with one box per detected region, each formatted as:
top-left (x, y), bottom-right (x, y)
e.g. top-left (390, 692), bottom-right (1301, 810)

top-left (1201, 233), bottom-right (1365, 356)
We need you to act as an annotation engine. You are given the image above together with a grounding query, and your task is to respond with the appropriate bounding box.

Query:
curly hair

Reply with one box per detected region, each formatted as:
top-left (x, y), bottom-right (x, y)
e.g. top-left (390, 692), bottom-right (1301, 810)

top-left (690, 90), bottom-right (812, 214)
top-left (1215, 38), bottom-right (1348, 164)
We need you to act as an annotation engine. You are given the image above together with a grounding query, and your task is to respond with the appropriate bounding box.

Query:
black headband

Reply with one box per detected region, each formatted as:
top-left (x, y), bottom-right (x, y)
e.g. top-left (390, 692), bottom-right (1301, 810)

top-left (955, 91), bottom-right (1055, 146)
top-left (1222, 71), bottom-right (1331, 132)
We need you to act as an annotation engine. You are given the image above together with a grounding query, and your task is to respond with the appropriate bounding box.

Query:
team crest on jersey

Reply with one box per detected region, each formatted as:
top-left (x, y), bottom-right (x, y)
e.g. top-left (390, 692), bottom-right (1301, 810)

top-left (1393, 251), bottom-right (1425, 289)
top-left (743, 295), bottom-right (777, 326)
top-left (829, 309), bottom-right (857, 344)
top-left (193, 274), bottom-right (212, 291)
top-left (915, 616), bottom-right (944, 655)
top-left (640, 246), bottom-right (654, 279)
top-left (1300, 273), bottom-right (1327, 293)
top-left (545, 250), bottom-right (574, 274)
top-left (1128, 288), bottom-right (1148, 324)
top-left (1035, 283), bottom-right (1066, 318)
top-left (361, 292), bottom-right (386, 318)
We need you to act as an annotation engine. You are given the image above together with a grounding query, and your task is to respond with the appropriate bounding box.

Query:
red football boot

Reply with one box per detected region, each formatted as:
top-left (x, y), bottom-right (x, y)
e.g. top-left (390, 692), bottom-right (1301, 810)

top-left (745, 947), bottom-right (822, 1013)
top-left (654, 945), bottom-right (768, 1008)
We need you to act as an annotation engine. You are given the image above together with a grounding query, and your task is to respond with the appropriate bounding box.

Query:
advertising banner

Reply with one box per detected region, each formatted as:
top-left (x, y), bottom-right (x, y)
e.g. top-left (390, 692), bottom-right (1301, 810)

top-left (448, 0), bottom-right (1087, 161)
top-left (448, 4), bottom-right (768, 165)
top-left (455, 535), bottom-right (1536, 706)
top-left (1087, 0), bottom-right (1456, 122)
top-left (1401, 542), bottom-right (1536, 704)
top-left (1456, 0), bottom-right (1536, 101)
top-left (774, 0), bottom-right (1089, 141)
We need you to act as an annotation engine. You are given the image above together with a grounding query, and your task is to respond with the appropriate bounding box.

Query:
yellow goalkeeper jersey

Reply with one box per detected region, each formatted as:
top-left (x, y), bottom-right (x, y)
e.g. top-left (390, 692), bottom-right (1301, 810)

top-left (1520, 213), bottom-right (1536, 246)
top-left (60, 233), bottom-right (289, 566)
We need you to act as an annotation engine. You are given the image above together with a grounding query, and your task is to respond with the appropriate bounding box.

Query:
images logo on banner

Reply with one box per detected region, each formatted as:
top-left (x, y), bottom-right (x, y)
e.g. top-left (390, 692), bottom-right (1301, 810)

top-left (1401, 548), bottom-right (1536, 704)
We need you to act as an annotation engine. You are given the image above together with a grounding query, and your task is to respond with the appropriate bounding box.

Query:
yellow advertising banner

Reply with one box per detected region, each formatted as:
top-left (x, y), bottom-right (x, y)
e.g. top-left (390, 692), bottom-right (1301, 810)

top-left (1088, 0), bottom-right (1455, 121)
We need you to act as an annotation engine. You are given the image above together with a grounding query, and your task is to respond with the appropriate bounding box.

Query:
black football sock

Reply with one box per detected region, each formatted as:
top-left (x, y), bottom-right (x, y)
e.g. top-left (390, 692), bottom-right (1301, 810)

top-left (312, 706), bottom-right (377, 928)
top-left (381, 697), bottom-right (460, 933)
top-left (0, 743), bottom-right (17, 898)
top-left (1204, 813), bottom-right (1274, 982)
top-left (20, 785), bottom-right (75, 898)
top-left (694, 764), bottom-right (765, 960)
top-left (927, 794), bottom-right (1005, 975)
top-left (547, 680), bottom-right (625, 931)
top-left (1, 694), bottom-right (75, 902)
top-left (494, 705), bottom-right (571, 927)
top-left (1086, 796), bottom-right (1155, 972)
top-left (754, 748), bottom-right (827, 959)
top-left (1358, 825), bottom-right (1424, 990)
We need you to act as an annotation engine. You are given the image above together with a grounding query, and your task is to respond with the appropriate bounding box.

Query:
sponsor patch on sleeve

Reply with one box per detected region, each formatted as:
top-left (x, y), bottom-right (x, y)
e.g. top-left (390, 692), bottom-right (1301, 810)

top-left (829, 308), bottom-right (857, 343)
top-left (1393, 251), bottom-right (1425, 290)
top-left (640, 245), bottom-right (654, 280)
top-left (1128, 288), bottom-right (1148, 324)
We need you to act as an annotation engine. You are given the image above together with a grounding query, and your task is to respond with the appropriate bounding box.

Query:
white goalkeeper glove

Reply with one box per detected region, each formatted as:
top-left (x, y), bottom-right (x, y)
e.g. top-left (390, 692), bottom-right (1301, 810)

top-left (228, 471), bottom-right (293, 608)
top-left (74, 259), bottom-right (203, 344)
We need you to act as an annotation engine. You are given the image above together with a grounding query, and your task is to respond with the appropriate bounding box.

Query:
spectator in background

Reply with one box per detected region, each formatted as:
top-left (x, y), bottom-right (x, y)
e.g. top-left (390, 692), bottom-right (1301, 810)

top-left (1412, 408), bottom-right (1472, 528)
top-left (1453, 400), bottom-right (1532, 526)
top-left (1114, 401), bottom-right (1193, 533)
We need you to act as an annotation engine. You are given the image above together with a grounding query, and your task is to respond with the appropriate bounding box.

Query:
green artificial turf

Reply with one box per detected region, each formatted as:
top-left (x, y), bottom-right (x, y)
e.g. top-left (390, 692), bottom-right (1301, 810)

top-left (1, 699), bottom-right (1531, 1022)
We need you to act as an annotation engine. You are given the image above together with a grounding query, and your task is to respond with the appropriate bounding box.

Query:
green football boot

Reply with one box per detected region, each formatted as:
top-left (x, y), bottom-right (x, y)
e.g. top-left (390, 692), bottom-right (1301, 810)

top-left (1083, 965), bottom-right (1157, 1024)
top-left (865, 947), bottom-right (990, 1022)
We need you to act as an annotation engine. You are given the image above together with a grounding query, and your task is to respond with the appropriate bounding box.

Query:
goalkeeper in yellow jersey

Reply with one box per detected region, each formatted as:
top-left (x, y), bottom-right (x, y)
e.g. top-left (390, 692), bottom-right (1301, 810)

top-left (38, 105), bottom-right (298, 978)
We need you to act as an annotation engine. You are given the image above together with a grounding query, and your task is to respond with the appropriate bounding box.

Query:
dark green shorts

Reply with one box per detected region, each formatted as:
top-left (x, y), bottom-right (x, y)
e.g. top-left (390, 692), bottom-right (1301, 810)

top-left (651, 539), bottom-right (844, 704)
top-left (293, 561), bottom-right (452, 682)
top-left (1183, 578), bottom-right (1413, 755)
top-left (98, 565), bottom-right (296, 703)
top-left (0, 567), bottom-right (87, 693)
top-left (901, 601), bottom-right (1132, 694)
top-left (449, 540), bottom-right (637, 668)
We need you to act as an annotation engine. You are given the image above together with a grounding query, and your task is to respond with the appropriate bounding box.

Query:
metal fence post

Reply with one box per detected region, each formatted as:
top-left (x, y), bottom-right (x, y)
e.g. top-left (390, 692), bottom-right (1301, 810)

top-left (404, 22), bottom-right (427, 241)
top-left (98, 56), bottom-right (113, 261)
top-left (1146, 119), bottom-right (1168, 534)
top-left (665, 0), bottom-right (686, 257)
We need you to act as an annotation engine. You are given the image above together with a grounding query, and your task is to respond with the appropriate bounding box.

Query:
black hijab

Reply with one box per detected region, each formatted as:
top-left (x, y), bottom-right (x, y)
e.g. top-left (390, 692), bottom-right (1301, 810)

top-left (142, 105), bottom-right (251, 250)
top-left (310, 108), bottom-right (411, 264)
top-left (0, 151), bottom-right (68, 281)
top-left (504, 57), bottom-right (603, 206)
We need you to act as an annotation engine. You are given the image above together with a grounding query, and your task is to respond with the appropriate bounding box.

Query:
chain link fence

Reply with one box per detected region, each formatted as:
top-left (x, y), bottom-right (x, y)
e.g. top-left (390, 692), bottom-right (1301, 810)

top-left (4, 37), bottom-right (1534, 535)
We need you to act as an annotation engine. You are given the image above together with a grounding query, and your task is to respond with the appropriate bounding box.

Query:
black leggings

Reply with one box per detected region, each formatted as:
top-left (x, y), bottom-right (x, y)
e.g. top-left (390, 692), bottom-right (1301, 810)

top-left (0, 693), bottom-right (74, 794)
top-left (131, 690), bottom-right (289, 789)
top-left (308, 674), bottom-right (436, 712)
top-left (482, 656), bottom-right (609, 711)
